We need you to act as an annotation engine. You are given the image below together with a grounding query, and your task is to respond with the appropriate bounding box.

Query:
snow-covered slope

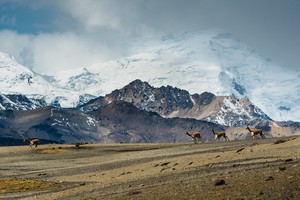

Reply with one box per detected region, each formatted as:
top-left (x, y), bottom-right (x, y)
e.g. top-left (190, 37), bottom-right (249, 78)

top-left (1, 29), bottom-right (299, 121)
top-left (0, 52), bottom-right (95, 107)
top-left (0, 94), bottom-right (46, 110)
top-left (51, 30), bottom-right (300, 121)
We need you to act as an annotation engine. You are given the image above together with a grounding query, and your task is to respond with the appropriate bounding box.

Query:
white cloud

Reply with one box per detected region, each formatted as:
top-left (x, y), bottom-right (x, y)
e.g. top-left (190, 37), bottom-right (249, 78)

top-left (0, 30), bottom-right (119, 75)
top-left (32, 32), bottom-right (118, 74)
top-left (55, 0), bottom-right (163, 37)
top-left (0, 1), bottom-right (165, 75)
top-left (0, 0), bottom-right (299, 74)
top-left (0, 30), bottom-right (33, 66)
top-left (57, 0), bottom-right (129, 32)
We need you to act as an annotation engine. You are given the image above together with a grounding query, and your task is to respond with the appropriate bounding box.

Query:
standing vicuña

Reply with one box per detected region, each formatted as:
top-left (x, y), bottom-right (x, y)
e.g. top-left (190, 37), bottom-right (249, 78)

top-left (211, 129), bottom-right (229, 141)
top-left (246, 126), bottom-right (265, 139)
top-left (23, 138), bottom-right (40, 149)
top-left (185, 131), bottom-right (201, 144)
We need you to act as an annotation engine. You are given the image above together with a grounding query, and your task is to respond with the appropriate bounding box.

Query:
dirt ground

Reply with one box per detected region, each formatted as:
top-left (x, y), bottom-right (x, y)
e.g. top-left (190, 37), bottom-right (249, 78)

top-left (0, 136), bottom-right (300, 200)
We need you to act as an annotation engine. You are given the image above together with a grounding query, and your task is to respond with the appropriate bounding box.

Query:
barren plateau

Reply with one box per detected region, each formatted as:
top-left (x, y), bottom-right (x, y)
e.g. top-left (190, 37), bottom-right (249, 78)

top-left (0, 136), bottom-right (300, 200)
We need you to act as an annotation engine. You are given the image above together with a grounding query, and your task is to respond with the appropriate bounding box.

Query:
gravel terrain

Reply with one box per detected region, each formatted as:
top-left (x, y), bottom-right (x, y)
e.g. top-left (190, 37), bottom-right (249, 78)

top-left (0, 136), bottom-right (299, 200)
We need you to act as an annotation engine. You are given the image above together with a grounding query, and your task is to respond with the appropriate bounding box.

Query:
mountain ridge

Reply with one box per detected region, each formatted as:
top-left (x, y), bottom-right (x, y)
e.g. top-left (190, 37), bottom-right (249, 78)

top-left (80, 79), bottom-right (271, 127)
top-left (1, 79), bottom-right (300, 144)
top-left (1, 29), bottom-right (300, 121)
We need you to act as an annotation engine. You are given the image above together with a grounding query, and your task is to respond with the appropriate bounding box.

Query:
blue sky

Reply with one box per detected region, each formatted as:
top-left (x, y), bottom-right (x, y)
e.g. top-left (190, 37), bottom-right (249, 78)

top-left (0, 2), bottom-right (55, 34)
top-left (0, 0), bottom-right (299, 74)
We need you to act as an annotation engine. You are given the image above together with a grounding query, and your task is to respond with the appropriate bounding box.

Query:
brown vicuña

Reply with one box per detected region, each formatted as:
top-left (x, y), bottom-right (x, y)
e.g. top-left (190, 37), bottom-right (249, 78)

top-left (246, 126), bottom-right (266, 139)
top-left (185, 131), bottom-right (201, 144)
top-left (211, 129), bottom-right (229, 142)
top-left (23, 138), bottom-right (40, 149)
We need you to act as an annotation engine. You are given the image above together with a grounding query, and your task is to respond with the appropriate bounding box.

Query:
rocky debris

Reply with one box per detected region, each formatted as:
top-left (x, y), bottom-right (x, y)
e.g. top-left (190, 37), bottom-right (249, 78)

top-left (160, 162), bottom-right (170, 166)
top-left (285, 158), bottom-right (294, 162)
top-left (274, 139), bottom-right (288, 144)
top-left (250, 142), bottom-right (259, 147)
top-left (278, 166), bottom-right (286, 171)
top-left (127, 190), bottom-right (142, 196)
top-left (265, 176), bottom-right (274, 181)
top-left (214, 179), bottom-right (226, 186)
top-left (274, 137), bottom-right (297, 145)
top-left (120, 171), bottom-right (132, 176)
top-left (154, 162), bottom-right (171, 167)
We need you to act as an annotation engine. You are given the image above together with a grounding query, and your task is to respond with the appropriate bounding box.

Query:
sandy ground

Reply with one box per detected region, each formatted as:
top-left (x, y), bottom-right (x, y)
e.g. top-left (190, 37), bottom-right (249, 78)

top-left (0, 136), bottom-right (300, 200)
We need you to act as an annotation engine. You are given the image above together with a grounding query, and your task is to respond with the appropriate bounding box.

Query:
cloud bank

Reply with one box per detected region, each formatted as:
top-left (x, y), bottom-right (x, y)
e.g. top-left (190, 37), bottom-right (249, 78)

top-left (0, 0), bottom-right (299, 74)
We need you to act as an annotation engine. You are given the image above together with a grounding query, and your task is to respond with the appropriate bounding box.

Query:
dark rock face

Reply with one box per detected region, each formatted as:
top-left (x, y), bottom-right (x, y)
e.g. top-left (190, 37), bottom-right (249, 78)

top-left (192, 92), bottom-right (216, 106)
top-left (276, 121), bottom-right (300, 128)
top-left (233, 79), bottom-right (246, 95)
top-left (0, 100), bottom-right (225, 144)
top-left (89, 100), bottom-right (223, 143)
top-left (106, 80), bottom-right (194, 116)
top-left (0, 107), bottom-right (102, 144)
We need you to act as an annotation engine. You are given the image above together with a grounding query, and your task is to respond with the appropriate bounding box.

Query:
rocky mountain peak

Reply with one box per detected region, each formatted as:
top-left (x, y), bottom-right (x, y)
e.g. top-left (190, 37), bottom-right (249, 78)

top-left (107, 79), bottom-right (194, 116)
top-left (79, 80), bottom-right (271, 127)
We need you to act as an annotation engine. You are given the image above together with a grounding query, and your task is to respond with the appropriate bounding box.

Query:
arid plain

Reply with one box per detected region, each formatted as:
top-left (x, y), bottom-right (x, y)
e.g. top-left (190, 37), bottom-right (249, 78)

top-left (0, 136), bottom-right (300, 200)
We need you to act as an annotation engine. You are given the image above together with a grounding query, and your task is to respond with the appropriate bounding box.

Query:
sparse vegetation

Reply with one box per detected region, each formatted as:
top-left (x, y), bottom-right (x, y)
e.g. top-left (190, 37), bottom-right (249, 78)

top-left (73, 142), bottom-right (90, 148)
top-left (0, 178), bottom-right (60, 194)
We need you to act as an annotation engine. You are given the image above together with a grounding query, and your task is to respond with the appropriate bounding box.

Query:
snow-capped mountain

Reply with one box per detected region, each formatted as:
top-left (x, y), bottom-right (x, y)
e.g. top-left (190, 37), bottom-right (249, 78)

top-left (0, 52), bottom-right (96, 107)
top-left (49, 30), bottom-right (300, 122)
top-left (1, 29), bottom-right (299, 122)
